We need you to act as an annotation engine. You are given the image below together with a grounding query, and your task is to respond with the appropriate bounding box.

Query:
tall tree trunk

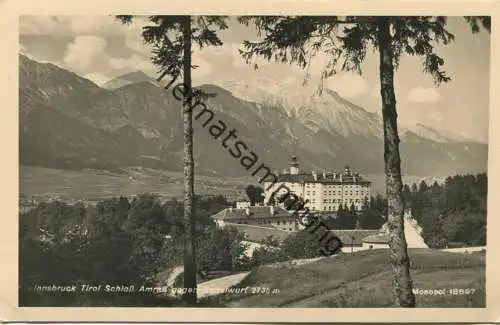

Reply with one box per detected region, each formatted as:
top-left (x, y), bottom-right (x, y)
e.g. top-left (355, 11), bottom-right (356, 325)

top-left (182, 15), bottom-right (197, 306)
top-left (377, 17), bottom-right (415, 307)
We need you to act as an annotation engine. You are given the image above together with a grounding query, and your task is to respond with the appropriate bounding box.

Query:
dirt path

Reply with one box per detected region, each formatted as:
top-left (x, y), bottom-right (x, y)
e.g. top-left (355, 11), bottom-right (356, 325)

top-left (165, 266), bottom-right (184, 287)
top-left (197, 272), bottom-right (251, 299)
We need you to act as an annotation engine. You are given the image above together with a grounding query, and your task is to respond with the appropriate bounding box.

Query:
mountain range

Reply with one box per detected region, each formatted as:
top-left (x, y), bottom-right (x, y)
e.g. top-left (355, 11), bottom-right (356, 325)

top-left (19, 54), bottom-right (488, 178)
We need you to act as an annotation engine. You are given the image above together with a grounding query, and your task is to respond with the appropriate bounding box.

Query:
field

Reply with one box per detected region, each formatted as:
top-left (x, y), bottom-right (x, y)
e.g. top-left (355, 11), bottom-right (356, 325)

top-left (19, 165), bottom-right (254, 201)
top-left (200, 249), bottom-right (485, 307)
top-left (19, 165), bottom-right (440, 201)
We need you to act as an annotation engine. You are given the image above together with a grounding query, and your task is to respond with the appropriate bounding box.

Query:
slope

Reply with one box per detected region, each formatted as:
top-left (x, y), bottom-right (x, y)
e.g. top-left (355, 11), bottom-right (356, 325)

top-left (201, 249), bottom-right (485, 307)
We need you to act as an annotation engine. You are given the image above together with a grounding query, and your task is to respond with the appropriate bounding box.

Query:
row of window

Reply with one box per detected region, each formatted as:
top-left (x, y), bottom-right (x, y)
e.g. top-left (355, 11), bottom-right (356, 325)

top-left (324, 205), bottom-right (361, 211)
top-left (323, 198), bottom-right (362, 204)
top-left (304, 183), bottom-right (369, 189)
top-left (236, 219), bottom-right (295, 226)
top-left (234, 221), bottom-right (294, 231)
top-left (305, 191), bottom-right (369, 196)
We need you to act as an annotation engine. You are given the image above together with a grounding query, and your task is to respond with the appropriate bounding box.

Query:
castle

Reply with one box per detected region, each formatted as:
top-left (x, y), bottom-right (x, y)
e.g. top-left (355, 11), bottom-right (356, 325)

top-left (263, 156), bottom-right (372, 212)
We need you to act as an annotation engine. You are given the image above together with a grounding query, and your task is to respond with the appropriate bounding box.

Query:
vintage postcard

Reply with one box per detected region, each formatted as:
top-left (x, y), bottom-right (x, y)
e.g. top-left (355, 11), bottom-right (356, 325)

top-left (0, 0), bottom-right (499, 322)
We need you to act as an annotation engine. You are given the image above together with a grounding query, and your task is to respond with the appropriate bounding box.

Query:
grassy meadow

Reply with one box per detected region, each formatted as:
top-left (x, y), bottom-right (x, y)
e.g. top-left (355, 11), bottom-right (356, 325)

top-left (200, 249), bottom-right (485, 308)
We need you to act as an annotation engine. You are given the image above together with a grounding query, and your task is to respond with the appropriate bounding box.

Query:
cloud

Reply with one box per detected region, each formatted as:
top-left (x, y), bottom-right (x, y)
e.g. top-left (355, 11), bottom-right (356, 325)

top-left (109, 54), bottom-right (155, 73)
top-left (370, 85), bottom-right (380, 98)
top-left (192, 57), bottom-right (212, 80)
top-left (64, 36), bottom-right (106, 70)
top-left (20, 15), bottom-right (148, 37)
top-left (306, 52), bottom-right (331, 76)
top-left (19, 43), bottom-right (28, 53)
top-left (325, 73), bottom-right (370, 98)
top-left (407, 86), bottom-right (440, 103)
top-left (19, 16), bottom-right (63, 36)
top-left (228, 43), bottom-right (247, 67)
top-left (84, 73), bottom-right (111, 86)
top-left (193, 43), bottom-right (245, 67)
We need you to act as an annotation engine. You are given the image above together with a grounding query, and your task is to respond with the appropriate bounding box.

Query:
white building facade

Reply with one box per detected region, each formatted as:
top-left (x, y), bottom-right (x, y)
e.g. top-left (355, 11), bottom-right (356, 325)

top-left (263, 156), bottom-right (371, 212)
top-left (361, 209), bottom-right (429, 249)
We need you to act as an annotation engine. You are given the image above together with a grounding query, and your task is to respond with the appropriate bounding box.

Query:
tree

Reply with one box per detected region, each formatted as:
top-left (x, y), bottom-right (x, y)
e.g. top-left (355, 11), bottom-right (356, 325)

top-left (124, 194), bottom-right (169, 281)
top-left (402, 184), bottom-right (412, 209)
top-left (237, 15), bottom-right (489, 307)
top-left (245, 185), bottom-right (265, 205)
top-left (116, 15), bottom-right (228, 305)
top-left (196, 226), bottom-right (247, 271)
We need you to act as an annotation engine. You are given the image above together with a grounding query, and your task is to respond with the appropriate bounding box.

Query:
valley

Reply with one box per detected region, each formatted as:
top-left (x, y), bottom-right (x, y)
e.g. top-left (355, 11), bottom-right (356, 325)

top-left (19, 165), bottom-right (445, 203)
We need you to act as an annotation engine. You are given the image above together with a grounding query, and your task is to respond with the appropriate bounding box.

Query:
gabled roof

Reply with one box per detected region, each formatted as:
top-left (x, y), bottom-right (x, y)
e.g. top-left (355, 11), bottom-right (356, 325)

top-left (211, 206), bottom-right (292, 221)
top-left (224, 223), bottom-right (293, 243)
top-left (362, 233), bottom-right (390, 244)
top-left (328, 229), bottom-right (380, 246)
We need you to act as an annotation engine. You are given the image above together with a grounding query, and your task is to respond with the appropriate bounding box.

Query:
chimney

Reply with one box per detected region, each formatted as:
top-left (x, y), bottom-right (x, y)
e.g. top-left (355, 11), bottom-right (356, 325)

top-left (312, 170), bottom-right (318, 181)
top-left (290, 155), bottom-right (299, 175)
top-left (229, 207), bottom-right (233, 212)
top-left (270, 206), bottom-right (274, 215)
top-left (322, 170), bottom-right (326, 179)
top-left (245, 207), bottom-right (250, 216)
top-left (333, 172), bottom-right (337, 179)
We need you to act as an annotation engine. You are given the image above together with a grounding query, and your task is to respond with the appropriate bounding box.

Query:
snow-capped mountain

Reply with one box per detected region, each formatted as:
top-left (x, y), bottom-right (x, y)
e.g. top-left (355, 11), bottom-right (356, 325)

top-left (211, 78), bottom-right (476, 144)
top-left (19, 54), bottom-right (488, 177)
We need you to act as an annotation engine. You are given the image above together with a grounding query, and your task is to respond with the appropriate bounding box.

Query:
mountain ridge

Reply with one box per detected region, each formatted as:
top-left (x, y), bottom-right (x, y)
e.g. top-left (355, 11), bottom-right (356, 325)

top-left (19, 54), bottom-right (488, 177)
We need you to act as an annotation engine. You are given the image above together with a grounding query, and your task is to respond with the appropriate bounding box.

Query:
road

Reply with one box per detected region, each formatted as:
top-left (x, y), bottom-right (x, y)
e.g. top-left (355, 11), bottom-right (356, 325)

top-left (163, 257), bottom-right (327, 299)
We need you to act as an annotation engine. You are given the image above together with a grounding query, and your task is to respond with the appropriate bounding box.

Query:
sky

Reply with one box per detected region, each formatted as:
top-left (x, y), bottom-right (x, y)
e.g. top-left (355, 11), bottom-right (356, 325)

top-left (19, 15), bottom-right (491, 143)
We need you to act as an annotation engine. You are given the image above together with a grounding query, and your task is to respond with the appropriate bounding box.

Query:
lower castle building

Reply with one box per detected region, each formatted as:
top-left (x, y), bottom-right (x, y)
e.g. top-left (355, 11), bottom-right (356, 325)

top-left (211, 205), bottom-right (299, 232)
top-left (263, 156), bottom-right (372, 212)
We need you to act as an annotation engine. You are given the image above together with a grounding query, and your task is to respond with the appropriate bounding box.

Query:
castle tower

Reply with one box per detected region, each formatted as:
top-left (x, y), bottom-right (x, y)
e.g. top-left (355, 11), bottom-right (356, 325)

top-left (289, 155), bottom-right (299, 175)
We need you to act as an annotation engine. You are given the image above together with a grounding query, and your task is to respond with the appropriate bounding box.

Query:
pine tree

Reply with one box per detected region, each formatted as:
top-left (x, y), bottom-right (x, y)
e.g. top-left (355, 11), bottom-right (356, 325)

top-left (116, 15), bottom-right (228, 306)
top-left (237, 15), bottom-right (489, 307)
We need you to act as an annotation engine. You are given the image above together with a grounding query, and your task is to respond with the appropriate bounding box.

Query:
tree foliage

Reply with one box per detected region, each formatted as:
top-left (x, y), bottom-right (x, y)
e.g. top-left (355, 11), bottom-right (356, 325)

top-left (405, 173), bottom-right (487, 248)
top-left (245, 185), bottom-right (265, 205)
top-left (238, 16), bottom-right (489, 90)
top-left (18, 194), bottom-right (232, 306)
top-left (115, 15), bottom-right (228, 98)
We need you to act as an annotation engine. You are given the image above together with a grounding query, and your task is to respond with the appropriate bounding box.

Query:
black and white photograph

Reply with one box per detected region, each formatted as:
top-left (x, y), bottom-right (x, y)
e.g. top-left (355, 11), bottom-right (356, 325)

top-left (7, 3), bottom-right (497, 320)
